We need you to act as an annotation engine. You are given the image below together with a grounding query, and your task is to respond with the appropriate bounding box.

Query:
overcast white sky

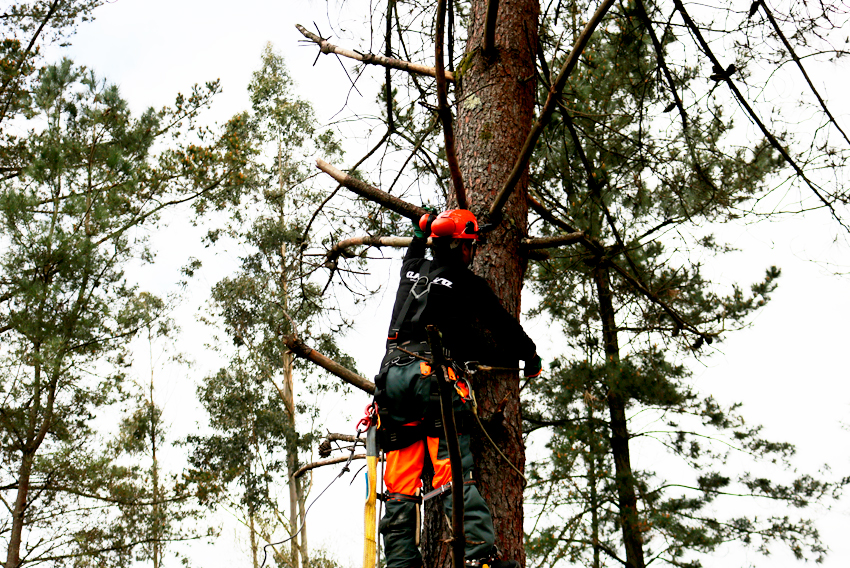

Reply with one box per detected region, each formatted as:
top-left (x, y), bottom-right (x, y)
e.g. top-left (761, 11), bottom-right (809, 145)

top-left (50, 0), bottom-right (850, 567)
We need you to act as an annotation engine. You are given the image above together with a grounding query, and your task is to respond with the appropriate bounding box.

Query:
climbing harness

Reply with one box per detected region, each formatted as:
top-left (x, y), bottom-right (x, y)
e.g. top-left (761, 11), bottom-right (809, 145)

top-left (386, 261), bottom-right (448, 342)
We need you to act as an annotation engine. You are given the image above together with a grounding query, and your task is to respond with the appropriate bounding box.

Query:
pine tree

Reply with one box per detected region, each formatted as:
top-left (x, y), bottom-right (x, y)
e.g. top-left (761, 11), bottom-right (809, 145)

top-left (0, 48), bottom-right (251, 568)
top-left (288, 0), bottom-right (849, 565)
top-left (521, 2), bottom-right (840, 566)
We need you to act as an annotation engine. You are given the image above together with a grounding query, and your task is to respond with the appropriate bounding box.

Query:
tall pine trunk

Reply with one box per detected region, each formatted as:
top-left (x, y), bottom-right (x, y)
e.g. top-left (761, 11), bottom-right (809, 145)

top-left (423, 0), bottom-right (540, 565)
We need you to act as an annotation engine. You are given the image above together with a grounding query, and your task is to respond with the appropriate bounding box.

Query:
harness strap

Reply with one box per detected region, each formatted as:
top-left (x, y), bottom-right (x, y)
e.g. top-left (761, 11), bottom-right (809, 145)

top-left (387, 263), bottom-right (449, 340)
top-left (379, 492), bottom-right (422, 504)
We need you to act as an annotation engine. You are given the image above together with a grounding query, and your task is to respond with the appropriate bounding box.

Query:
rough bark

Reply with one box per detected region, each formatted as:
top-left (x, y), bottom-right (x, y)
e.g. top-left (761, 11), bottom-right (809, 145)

top-left (449, 0), bottom-right (540, 564)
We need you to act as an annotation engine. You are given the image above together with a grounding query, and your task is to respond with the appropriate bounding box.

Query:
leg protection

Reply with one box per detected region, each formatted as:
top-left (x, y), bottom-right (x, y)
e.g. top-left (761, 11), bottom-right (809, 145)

top-left (381, 440), bottom-right (426, 568)
top-left (426, 434), bottom-right (496, 560)
top-left (379, 498), bottom-right (422, 568)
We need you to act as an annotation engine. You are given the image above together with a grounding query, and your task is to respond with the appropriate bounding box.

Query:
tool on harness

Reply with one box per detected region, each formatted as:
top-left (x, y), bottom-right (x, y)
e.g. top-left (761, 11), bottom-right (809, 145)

top-left (357, 402), bottom-right (379, 432)
top-left (420, 361), bottom-right (472, 403)
top-left (421, 478), bottom-right (477, 502)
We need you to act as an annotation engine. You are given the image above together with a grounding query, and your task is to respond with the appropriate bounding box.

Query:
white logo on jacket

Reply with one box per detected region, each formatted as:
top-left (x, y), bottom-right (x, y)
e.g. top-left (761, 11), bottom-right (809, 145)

top-left (405, 271), bottom-right (453, 288)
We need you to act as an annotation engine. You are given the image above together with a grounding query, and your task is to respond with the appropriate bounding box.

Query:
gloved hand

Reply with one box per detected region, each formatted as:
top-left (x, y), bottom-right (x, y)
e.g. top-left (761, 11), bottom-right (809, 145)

top-left (524, 353), bottom-right (543, 378)
top-left (415, 213), bottom-right (436, 238)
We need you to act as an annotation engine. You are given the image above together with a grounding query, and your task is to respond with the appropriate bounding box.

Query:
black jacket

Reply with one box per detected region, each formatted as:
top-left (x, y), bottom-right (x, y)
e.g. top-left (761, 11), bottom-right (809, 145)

top-left (385, 237), bottom-right (536, 365)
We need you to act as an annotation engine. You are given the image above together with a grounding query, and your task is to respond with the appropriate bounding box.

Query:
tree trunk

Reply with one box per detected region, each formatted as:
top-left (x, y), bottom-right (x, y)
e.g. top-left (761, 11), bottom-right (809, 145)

top-left (446, 0), bottom-right (539, 565)
top-left (149, 359), bottom-right (163, 568)
top-left (585, 393), bottom-right (601, 568)
top-left (6, 451), bottom-right (34, 568)
top-left (281, 353), bottom-right (302, 568)
top-left (297, 478), bottom-right (309, 567)
top-left (592, 264), bottom-right (645, 568)
top-left (249, 505), bottom-right (260, 568)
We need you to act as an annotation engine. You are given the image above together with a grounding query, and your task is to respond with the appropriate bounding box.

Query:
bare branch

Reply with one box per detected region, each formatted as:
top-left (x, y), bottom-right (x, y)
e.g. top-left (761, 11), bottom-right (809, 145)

top-left (325, 235), bottom-right (428, 270)
top-left (673, 0), bottom-right (850, 233)
top-left (293, 454), bottom-right (369, 479)
top-left (756, 0), bottom-right (850, 148)
top-left (488, 0), bottom-right (617, 220)
top-left (316, 159), bottom-right (428, 221)
top-left (435, 0), bottom-right (467, 209)
top-left (633, 0), bottom-right (721, 202)
top-left (483, 0), bottom-right (500, 58)
top-left (296, 24), bottom-right (454, 82)
top-left (282, 334), bottom-right (375, 394)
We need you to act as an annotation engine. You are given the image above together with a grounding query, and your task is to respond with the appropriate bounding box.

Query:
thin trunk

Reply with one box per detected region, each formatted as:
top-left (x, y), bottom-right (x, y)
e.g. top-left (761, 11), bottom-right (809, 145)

top-left (149, 346), bottom-right (162, 568)
top-left (585, 394), bottom-right (600, 568)
top-left (7, 346), bottom-right (59, 568)
top-left (249, 504), bottom-right (260, 568)
top-left (297, 477), bottom-right (309, 567)
top-left (278, 138), bottom-right (307, 568)
top-left (285, 354), bottom-right (300, 568)
top-left (592, 264), bottom-right (645, 568)
top-left (6, 451), bottom-right (34, 568)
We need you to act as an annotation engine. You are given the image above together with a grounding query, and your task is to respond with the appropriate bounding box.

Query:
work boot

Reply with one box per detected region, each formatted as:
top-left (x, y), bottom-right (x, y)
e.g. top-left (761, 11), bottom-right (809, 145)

top-left (465, 548), bottom-right (519, 568)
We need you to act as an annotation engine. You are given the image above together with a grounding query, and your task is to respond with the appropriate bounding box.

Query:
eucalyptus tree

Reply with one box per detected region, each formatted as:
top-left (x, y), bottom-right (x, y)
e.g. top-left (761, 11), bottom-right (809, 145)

top-left (185, 44), bottom-right (353, 568)
top-left (0, 53), bottom-right (251, 568)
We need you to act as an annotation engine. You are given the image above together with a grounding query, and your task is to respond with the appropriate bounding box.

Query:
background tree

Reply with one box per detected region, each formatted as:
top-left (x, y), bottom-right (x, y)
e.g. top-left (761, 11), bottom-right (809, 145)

top-left (0, 45), bottom-right (250, 568)
top-left (113, 294), bottom-right (211, 568)
top-left (520, 4), bottom-right (839, 566)
top-left (185, 44), bottom-right (354, 568)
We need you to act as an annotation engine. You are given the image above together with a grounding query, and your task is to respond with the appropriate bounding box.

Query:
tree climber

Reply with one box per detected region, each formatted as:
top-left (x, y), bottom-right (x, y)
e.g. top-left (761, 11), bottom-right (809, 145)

top-left (374, 209), bottom-right (542, 568)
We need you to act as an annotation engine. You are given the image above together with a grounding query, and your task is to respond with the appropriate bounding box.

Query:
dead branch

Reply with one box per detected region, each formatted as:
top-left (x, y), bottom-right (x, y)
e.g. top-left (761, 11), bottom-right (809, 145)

top-left (296, 24), bottom-right (454, 82)
top-left (283, 334), bottom-right (375, 394)
top-left (488, 0), bottom-right (617, 220)
top-left (325, 235), bottom-right (429, 269)
top-left (435, 0), bottom-right (467, 209)
top-left (318, 433), bottom-right (363, 458)
top-left (293, 454), bottom-right (365, 478)
top-left (522, 233), bottom-right (585, 249)
top-left (316, 159), bottom-right (428, 221)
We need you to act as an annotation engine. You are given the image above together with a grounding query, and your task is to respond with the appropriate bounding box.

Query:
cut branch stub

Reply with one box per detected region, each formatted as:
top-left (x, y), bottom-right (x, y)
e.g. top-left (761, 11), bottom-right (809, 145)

top-left (283, 333), bottom-right (375, 394)
top-left (296, 24), bottom-right (454, 82)
top-left (316, 159), bottom-right (428, 222)
top-left (488, 0), bottom-right (617, 221)
top-left (483, 0), bottom-right (500, 58)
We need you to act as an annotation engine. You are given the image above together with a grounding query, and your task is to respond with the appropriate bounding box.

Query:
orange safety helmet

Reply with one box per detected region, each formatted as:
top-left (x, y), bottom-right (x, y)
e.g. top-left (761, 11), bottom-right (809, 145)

top-left (419, 209), bottom-right (479, 240)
